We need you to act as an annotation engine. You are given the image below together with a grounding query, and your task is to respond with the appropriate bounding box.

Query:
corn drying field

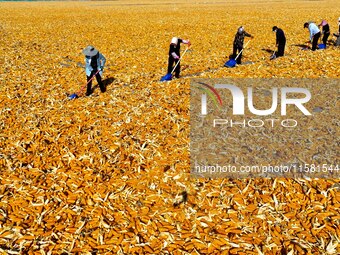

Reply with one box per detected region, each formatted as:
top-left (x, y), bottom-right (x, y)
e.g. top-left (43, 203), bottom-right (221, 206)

top-left (0, 0), bottom-right (339, 254)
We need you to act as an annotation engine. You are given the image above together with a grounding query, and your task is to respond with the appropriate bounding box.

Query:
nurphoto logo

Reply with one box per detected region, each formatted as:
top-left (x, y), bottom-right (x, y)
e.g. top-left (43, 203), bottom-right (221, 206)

top-left (197, 82), bottom-right (311, 128)
top-left (190, 78), bottom-right (339, 179)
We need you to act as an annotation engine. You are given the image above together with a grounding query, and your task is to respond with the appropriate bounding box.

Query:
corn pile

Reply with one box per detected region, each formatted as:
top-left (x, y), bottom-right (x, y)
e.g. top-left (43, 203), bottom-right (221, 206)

top-left (0, 0), bottom-right (339, 254)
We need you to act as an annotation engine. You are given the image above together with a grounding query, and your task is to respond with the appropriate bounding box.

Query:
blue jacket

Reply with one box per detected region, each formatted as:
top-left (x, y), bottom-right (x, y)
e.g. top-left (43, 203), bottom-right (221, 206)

top-left (85, 53), bottom-right (106, 77)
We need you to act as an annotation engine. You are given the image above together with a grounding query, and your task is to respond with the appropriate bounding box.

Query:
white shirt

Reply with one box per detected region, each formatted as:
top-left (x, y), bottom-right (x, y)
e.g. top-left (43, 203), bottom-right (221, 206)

top-left (308, 23), bottom-right (320, 40)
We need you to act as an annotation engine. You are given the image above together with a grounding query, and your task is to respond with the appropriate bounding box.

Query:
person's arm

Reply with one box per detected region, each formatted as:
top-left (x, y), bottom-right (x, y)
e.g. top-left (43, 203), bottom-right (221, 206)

top-left (325, 24), bottom-right (330, 33)
top-left (97, 54), bottom-right (106, 76)
top-left (309, 26), bottom-right (314, 41)
top-left (244, 31), bottom-right (252, 37)
top-left (233, 34), bottom-right (238, 44)
top-left (277, 30), bottom-right (285, 44)
top-left (99, 53), bottom-right (106, 69)
top-left (170, 44), bottom-right (179, 59)
top-left (182, 39), bottom-right (191, 46)
top-left (171, 52), bottom-right (180, 59)
top-left (245, 31), bottom-right (254, 40)
top-left (85, 57), bottom-right (92, 76)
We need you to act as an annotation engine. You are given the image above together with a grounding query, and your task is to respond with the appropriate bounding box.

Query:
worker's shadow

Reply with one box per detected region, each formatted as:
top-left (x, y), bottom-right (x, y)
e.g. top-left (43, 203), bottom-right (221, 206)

top-left (261, 48), bottom-right (275, 55)
top-left (291, 44), bottom-right (310, 49)
top-left (93, 77), bottom-right (115, 91)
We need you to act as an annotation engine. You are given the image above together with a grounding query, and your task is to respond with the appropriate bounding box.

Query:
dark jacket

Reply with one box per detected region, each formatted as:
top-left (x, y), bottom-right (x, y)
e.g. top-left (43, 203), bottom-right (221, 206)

top-left (169, 38), bottom-right (184, 57)
top-left (322, 24), bottom-right (330, 34)
top-left (233, 31), bottom-right (252, 48)
top-left (276, 28), bottom-right (286, 44)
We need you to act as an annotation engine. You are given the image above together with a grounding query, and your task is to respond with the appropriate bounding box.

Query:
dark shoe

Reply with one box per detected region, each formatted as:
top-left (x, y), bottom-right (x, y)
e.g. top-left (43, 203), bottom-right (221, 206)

top-left (86, 91), bottom-right (92, 96)
top-left (175, 74), bottom-right (180, 78)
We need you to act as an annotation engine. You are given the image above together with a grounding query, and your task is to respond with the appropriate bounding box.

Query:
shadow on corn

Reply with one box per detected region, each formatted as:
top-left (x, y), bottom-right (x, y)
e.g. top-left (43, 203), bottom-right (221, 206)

top-left (93, 77), bottom-right (115, 92)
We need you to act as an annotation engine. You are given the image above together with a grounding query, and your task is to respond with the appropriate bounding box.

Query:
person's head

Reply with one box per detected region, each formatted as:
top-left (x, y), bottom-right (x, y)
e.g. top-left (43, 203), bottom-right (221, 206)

top-left (304, 22), bottom-right (309, 29)
top-left (272, 26), bottom-right (278, 32)
top-left (338, 17), bottom-right (340, 24)
top-left (171, 37), bottom-right (178, 45)
top-left (319, 20), bottom-right (327, 26)
top-left (237, 26), bottom-right (244, 34)
top-left (82, 45), bottom-right (98, 57)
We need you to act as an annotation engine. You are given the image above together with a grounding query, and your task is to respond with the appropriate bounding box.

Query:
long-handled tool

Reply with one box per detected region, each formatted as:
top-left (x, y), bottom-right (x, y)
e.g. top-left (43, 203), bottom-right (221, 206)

top-left (318, 43), bottom-right (326, 49)
top-left (270, 50), bottom-right (277, 60)
top-left (68, 70), bottom-right (100, 100)
top-left (224, 40), bottom-right (251, 68)
top-left (160, 47), bottom-right (189, 82)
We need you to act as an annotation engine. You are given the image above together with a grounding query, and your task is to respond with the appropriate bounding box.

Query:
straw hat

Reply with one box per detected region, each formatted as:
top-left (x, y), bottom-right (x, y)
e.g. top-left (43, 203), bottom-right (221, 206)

top-left (82, 45), bottom-right (99, 57)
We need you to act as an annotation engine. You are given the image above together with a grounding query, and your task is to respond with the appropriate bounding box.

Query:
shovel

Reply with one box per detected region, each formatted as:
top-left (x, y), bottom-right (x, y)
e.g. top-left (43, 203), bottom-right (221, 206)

top-left (68, 70), bottom-right (100, 100)
top-left (318, 43), bottom-right (326, 49)
top-left (270, 51), bottom-right (277, 60)
top-left (224, 40), bottom-right (251, 68)
top-left (160, 47), bottom-right (189, 82)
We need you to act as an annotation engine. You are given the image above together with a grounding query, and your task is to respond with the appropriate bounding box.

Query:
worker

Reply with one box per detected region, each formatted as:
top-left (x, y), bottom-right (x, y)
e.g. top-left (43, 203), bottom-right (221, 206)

top-left (232, 26), bottom-right (253, 64)
top-left (318, 20), bottom-right (330, 47)
top-left (304, 22), bottom-right (321, 51)
top-left (272, 26), bottom-right (286, 58)
top-left (167, 37), bottom-right (191, 78)
top-left (82, 45), bottom-right (106, 96)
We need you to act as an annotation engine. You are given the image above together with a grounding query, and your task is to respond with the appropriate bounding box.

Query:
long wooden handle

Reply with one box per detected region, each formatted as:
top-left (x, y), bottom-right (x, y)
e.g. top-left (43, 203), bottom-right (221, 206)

top-left (78, 69), bottom-right (100, 94)
top-left (171, 47), bottom-right (189, 74)
top-left (235, 40), bottom-right (251, 60)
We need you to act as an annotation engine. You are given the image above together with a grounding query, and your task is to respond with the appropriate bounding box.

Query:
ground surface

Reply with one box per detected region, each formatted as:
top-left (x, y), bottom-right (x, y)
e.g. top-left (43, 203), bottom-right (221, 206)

top-left (0, 0), bottom-right (339, 254)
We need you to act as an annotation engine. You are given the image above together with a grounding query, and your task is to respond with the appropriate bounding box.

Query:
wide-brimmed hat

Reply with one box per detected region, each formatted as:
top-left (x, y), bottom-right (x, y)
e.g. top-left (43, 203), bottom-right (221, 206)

top-left (82, 45), bottom-right (98, 56)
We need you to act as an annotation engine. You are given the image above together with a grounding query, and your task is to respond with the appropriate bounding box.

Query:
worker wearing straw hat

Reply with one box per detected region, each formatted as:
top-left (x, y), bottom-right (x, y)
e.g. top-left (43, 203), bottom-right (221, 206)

top-left (304, 22), bottom-right (321, 51)
top-left (318, 20), bottom-right (330, 47)
top-left (167, 37), bottom-right (191, 78)
top-left (82, 45), bottom-right (106, 96)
